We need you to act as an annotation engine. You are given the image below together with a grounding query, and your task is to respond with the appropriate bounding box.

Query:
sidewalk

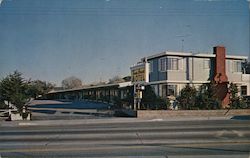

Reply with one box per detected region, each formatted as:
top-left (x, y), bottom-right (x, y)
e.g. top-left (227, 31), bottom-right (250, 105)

top-left (0, 116), bottom-right (233, 127)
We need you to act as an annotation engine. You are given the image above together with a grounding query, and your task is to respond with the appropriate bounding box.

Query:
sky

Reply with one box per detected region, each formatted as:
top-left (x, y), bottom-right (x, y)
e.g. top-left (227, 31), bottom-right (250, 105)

top-left (0, 0), bottom-right (249, 86)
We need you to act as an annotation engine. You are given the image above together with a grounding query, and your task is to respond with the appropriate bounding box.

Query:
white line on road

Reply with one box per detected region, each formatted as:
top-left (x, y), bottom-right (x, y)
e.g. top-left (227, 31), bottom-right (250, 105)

top-left (232, 130), bottom-right (244, 137)
top-left (148, 119), bottom-right (163, 122)
top-left (18, 123), bottom-right (37, 126)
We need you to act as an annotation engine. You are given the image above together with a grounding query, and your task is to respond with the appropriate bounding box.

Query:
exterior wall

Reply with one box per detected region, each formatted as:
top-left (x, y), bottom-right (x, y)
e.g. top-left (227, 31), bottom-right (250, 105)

top-left (149, 57), bottom-right (187, 82)
top-left (192, 57), bottom-right (211, 82)
top-left (242, 74), bottom-right (250, 95)
top-left (149, 58), bottom-right (166, 81)
top-left (147, 53), bottom-right (249, 97)
top-left (166, 57), bottom-right (187, 81)
top-left (150, 83), bottom-right (187, 98)
top-left (226, 59), bottom-right (250, 96)
top-left (226, 59), bottom-right (243, 82)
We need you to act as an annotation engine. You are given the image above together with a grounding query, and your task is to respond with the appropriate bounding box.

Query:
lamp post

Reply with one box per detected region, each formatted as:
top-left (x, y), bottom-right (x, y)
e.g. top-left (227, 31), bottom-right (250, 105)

top-left (133, 83), bottom-right (145, 110)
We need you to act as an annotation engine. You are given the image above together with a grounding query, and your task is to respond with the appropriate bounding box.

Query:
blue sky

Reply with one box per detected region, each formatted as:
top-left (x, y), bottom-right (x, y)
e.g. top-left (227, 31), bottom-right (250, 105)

top-left (0, 0), bottom-right (249, 86)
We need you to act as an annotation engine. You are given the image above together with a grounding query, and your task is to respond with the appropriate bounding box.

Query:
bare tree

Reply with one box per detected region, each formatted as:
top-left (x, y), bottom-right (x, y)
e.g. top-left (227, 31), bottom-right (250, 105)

top-left (108, 76), bottom-right (125, 84)
top-left (61, 76), bottom-right (82, 89)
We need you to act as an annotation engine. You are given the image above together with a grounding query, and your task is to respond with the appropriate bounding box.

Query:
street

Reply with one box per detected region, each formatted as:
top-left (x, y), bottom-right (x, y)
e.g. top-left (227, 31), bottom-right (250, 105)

top-left (0, 118), bottom-right (250, 158)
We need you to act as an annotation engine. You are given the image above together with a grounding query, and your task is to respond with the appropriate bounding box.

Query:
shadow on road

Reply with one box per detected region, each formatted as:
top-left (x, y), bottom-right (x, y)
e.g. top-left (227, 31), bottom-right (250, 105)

top-left (231, 115), bottom-right (250, 120)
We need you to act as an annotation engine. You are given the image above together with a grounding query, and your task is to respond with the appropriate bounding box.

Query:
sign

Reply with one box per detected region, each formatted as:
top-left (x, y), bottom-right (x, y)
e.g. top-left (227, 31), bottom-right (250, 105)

top-left (130, 62), bottom-right (149, 83)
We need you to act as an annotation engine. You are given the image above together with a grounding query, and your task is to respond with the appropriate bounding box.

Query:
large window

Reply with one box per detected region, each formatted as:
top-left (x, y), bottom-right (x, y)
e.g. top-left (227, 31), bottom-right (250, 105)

top-left (168, 58), bottom-right (179, 70)
top-left (159, 58), bottom-right (166, 72)
top-left (159, 57), bottom-right (181, 71)
top-left (232, 61), bottom-right (242, 72)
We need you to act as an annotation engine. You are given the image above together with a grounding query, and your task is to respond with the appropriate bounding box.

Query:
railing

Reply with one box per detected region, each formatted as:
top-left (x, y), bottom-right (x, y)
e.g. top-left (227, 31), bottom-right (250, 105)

top-left (242, 74), bottom-right (250, 81)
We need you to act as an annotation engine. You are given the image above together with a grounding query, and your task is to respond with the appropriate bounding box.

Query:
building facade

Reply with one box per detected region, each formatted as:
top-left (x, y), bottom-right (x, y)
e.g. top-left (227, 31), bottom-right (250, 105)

top-left (46, 46), bottom-right (249, 109)
top-left (131, 46), bottom-right (250, 101)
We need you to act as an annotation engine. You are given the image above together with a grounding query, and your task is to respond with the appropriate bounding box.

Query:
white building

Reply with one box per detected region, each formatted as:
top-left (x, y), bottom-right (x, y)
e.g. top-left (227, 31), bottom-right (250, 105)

top-left (131, 46), bottom-right (250, 99)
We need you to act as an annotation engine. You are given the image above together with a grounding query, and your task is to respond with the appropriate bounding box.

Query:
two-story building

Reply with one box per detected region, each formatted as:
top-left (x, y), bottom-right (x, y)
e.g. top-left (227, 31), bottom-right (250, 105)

top-left (131, 46), bottom-right (250, 102)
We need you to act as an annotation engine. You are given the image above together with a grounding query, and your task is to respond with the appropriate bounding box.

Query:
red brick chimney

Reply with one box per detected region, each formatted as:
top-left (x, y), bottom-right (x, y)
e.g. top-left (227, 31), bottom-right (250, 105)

top-left (213, 46), bottom-right (228, 83)
top-left (213, 46), bottom-right (230, 108)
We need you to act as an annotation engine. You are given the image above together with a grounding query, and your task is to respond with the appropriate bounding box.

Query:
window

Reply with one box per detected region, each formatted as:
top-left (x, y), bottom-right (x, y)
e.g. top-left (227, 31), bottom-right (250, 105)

top-left (149, 61), bottom-right (153, 73)
top-left (241, 86), bottom-right (247, 96)
top-left (232, 61), bottom-right (242, 72)
top-left (203, 59), bottom-right (210, 69)
top-left (159, 58), bottom-right (166, 71)
top-left (159, 57), bottom-right (180, 71)
top-left (168, 58), bottom-right (179, 70)
top-left (166, 85), bottom-right (177, 96)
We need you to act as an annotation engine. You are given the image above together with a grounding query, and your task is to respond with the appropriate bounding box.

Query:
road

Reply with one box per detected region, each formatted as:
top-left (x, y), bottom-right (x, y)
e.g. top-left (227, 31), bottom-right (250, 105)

top-left (0, 119), bottom-right (250, 158)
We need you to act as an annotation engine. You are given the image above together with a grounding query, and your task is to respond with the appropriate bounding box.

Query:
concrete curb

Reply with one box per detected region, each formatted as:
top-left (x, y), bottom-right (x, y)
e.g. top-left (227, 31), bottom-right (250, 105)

top-left (0, 116), bottom-right (234, 127)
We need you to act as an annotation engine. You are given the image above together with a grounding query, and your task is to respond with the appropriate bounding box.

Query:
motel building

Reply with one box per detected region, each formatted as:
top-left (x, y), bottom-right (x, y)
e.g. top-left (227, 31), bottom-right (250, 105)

top-left (131, 46), bottom-right (250, 108)
top-left (47, 46), bottom-right (250, 109)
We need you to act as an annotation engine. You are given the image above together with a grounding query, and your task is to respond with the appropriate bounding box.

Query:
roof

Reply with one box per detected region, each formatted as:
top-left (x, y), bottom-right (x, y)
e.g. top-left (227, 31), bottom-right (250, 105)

top-left (48, 82), bottom-right (132, 94)
top-left (145, 51), bottom-right (192, 60)
top-left (144, 51), bottom-right (248, 60)
top-left (194, 53), bottom-right (248, 60)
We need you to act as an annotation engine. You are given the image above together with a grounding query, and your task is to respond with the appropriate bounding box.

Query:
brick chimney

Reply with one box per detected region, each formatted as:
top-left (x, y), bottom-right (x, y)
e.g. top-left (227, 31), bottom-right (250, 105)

top-left (213, 46), bottom-right (230, 108)
top-left (213, 46), bottom-right (228, 83)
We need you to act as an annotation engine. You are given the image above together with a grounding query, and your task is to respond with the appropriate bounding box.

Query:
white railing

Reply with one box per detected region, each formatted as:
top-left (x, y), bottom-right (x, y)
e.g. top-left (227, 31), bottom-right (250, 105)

top-left (242, 74), bottom-right (250, 82)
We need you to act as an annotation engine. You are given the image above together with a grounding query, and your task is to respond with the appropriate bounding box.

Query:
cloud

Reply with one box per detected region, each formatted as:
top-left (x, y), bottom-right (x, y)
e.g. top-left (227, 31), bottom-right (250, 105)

top-left (0, 0), bottom-right (3, 6)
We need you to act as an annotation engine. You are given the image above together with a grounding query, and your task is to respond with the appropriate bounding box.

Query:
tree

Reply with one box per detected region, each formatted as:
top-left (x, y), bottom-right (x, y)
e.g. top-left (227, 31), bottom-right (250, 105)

top-left (176, 84), bottom-right (197, 110)
top-left (61, 76), bottom-right (82, 89)
top-left (196, 82), bottom-right (220, 110)
top-left (228, 83), bottom-right (247, 109)
top-left (141, 86), bottom-right (169, 110)
top-left (122, 76), bottom-right (131, 82)
top-left (108, 76), bottom-right (125, 84)
top-left (27, 80), bottom-right (55, 99)
top-left (0, 71), bottom-right (30, 113)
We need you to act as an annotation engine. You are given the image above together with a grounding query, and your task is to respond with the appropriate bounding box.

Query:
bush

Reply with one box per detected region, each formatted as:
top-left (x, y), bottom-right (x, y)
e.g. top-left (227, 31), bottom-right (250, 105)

top-left (0, 101), bottom-right (8, 109)
top-left (229, 83), bottom-right (249, 109)
top-left (176, 84), bottom-right (197, 110)
top-left (196, 82), bottom-right (221, 110)
top-left (141, 86), bottom-right (170, 110)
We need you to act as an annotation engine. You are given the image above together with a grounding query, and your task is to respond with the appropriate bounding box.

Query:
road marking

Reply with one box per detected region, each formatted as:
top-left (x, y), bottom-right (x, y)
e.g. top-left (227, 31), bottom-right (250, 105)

top-left (232, 130), bottom-right (244, 137)
top-left (216, 130), bottom-right (246, 138)
top-left (18, 123), bottom-right (37, 126)
top-left (148, 119), bottom-right (163, 122)
top-left (215, 130), bottom-right (227, 137)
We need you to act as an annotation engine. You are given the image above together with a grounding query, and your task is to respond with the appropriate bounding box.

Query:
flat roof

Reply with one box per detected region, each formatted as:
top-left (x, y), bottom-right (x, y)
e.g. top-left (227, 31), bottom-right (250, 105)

top-left (144, 51), bottom-right (248, 60)
top-left (48, 82), bottom-right (132, 94)
top-left (145, 51), bottom-right (192, 60)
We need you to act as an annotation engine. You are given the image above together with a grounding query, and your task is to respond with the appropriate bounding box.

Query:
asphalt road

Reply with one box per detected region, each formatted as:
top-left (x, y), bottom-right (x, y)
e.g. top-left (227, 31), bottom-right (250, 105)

top-left (0, 119), bottom-right (250, 158)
